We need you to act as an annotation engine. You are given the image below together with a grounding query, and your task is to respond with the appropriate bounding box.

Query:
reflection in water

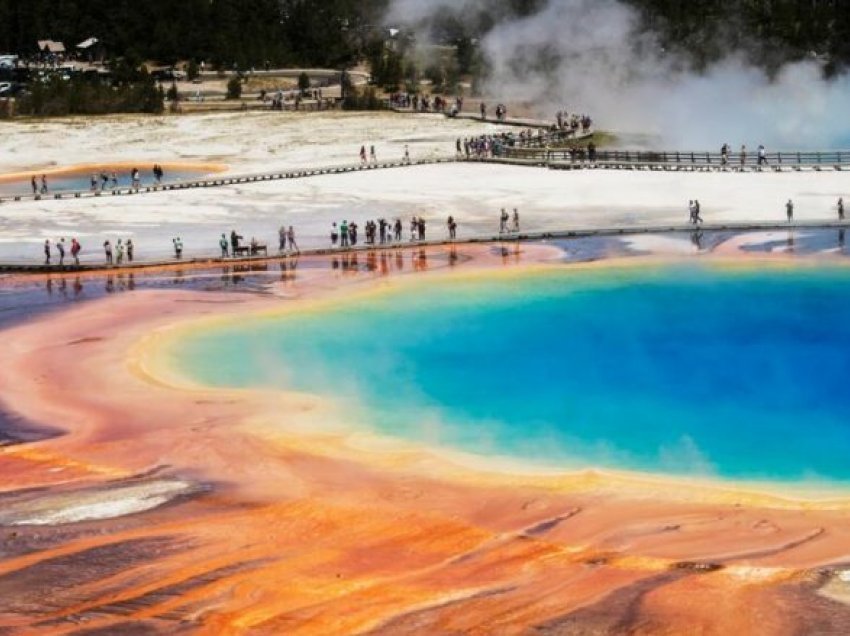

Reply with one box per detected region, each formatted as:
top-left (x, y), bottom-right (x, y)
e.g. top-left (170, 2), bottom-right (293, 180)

top-left (691, 230), bottom-right (704, 251)
top-left (449, 246), bottom-right (459, 267)
top-left (16, 234), bottom-right (850, 329)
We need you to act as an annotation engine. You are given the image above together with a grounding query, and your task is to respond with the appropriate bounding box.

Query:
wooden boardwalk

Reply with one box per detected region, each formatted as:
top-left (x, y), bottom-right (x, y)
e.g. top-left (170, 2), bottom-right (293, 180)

top-left (0, 157), bottom-right (462, 206)
top-left (2, 220), bottom-right (847, 275)
top-left (4, 144), bottom-right (847, 208)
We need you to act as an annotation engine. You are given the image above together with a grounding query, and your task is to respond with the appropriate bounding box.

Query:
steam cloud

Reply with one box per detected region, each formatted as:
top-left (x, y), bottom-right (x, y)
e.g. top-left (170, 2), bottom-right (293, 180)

top-left (386, 0), bottom-right (850, 148)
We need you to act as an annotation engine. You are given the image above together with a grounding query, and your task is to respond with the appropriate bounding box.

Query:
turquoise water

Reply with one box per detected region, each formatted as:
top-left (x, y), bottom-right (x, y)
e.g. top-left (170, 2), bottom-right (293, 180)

top-left (176, 265), bottom-right (850, 484)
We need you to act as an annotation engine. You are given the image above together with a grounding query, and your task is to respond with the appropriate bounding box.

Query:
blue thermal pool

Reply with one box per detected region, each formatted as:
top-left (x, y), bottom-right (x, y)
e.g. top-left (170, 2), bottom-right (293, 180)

top-left (175, 265), bottom-right (850, 485)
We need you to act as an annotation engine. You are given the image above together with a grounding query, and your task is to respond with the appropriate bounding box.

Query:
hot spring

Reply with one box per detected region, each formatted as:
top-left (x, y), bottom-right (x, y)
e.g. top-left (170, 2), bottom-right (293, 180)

top-left (0, 163), bottom-right (223, 196)
top-left (173, 264), bottom-right (850, 487)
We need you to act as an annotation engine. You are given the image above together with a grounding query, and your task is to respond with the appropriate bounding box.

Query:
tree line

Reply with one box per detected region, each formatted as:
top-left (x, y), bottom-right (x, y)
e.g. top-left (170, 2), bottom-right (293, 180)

top-left (0, 0), bottom-right (386, 69)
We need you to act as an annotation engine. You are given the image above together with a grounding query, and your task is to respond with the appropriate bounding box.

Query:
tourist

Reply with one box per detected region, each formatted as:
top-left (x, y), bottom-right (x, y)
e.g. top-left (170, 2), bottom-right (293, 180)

top-left (340, 220), bottom-right (349, 247)
top-left (839, 197), bottom-right (845, 221)
top-left (447, 215), bottom-right (457, 239)
top-left (278, 225), bottom-right (287, 251)
top-left (104, 240), bottom-right (113, 264)
top-left (720, 143), bottom-right (729, 166)
top-left (379, 218), bottom-right (387, 244)
top-left (740, 145), bottom-right (747, 168)
top-left (394, 218), bottom-right (402, 242)
top-left (694, 200), bottom-right (703, 224)
top-left (410, 216), bottom-right (418, 241)
top-left (513, 208), bottom-right (520, 232)
top-left (44, 239), bottom-right (51, 265)
top-left (330, 222), bottom-right (339, 247)
top-left (287, 226), bottom-right (299, 253)
top-left (360, 145), bottom-right (367, 165)
top-left (349, 222), bottom-right (358, 246)
top-left (71, 238), bottom-right (81, 265)
top-left (127, 239), bottom-right (134, 262)
top-left (456, 138), bottom-right (462, 156)
top-left (115, 239), bottom-right (124, 265)
top-left (90, 173), bottom-right (98, 191)
top-left (403, 145), bottom-right (410, 164)
top-left (173, 237), bottom-right (184, 258)
top-left (100, 172), bottom-right (109, 191)
top-left (56, 238), bottom-right (65, 266)
top-left (757, 145), bottom-right (767, 167)
top-left (230, 230), bottom-right (243, 253)
top-left (31, 176), bottom-right (37, 194)
top-left (219, 233), bottom-right (229, 257)
top-left (418, 217), bottom-right (426, 241)
top-left (499, 208), bottom-right (509, 233)
top-left (688, 200), bottom-right (695, 224)
top-left (131, 167), bottom-right (140, 191)
top-left (786, 199), bottom-right (794, 222)
top-left (40, 175), bottom-right (48, 195)
top-left (110, 171), bottom-right (118, 189)
top-left (370, 145), bottom-right (377, 164)
top-left (480, 102), bottom-right (486, 119)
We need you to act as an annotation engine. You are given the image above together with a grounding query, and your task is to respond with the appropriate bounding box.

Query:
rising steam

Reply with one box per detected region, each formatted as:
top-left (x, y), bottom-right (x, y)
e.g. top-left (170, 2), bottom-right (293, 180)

top-left (386, 0), bottom-right (850, 149)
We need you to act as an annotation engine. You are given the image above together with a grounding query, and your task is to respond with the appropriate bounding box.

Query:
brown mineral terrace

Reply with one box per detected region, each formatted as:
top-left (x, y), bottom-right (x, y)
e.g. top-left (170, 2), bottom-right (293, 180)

top-left (1, 243), bottom-right (849, 635)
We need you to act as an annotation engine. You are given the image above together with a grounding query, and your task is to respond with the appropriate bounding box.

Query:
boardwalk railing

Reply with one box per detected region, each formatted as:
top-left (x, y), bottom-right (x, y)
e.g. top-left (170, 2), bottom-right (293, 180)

top-left (494, 147), bottom-right (850, 170)
top-left (2, 146), bottom-right (848, 207)
top-left (0, 156), bottom-right (461, 205)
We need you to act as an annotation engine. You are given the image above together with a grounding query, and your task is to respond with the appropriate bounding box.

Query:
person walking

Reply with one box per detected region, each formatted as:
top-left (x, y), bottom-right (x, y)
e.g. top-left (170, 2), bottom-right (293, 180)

top-left (740, 145), bottom-right (747, 168)
top-left (359, 145), bottom-right (367, 165)
top-left (786, 199), bottom-right (794, 222)
top-left (44, 239), bottom-right (51, 265)
top-left (278, 225), bottom-right (287, 252)
top-left (838, 197), bottom-right (845, 221)
top-left (757, 145), bottom-right (767, 167)
top-left (103, 240), bottom-right (113, 265)
top-left (115, 239), bottom-right (124, 265)
top-left (340, 220), bottom-right (349, 247)
top-left (173, 237), bottom-right (183, 258)
top-left (694, 200), bottom-right (703, 224)
top-left (688, 200), bottom-right (695, 224)
top-left (71, 238), bottom-right (81, 266)
top-left (127, 239), bottom-right (134, 262)
top-left (40, 175), bottom-right (48, 195)
top-left (220, 233), bottom-right (229, 258)
top-left (287, 226), bottom-right (299, 253)
top-left (512, 208), bottom-right (520, 232)
top-left (499, 208), bottom-right (508, 233)
top-left (31, 176), bottom-right (37, 195)
top-left (403, 145), bottom-right (410, 164)
top-left (370, 145), bottom-right (377, 164)
top-left (56, 238), bottom-right (66, 266)
top-left (447, 216), bottom-right (457, 239)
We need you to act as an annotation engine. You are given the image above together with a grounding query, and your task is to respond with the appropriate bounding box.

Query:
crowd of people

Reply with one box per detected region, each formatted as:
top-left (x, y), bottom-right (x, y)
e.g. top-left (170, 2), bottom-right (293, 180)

top-left (555, 112), bottom-right (593, 135)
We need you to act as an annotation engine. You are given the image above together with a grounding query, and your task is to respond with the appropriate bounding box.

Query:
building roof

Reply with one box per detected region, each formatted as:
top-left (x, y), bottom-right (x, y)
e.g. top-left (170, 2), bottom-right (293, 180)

top-left (77, 37), bottom-right (99, 50)
top-left (38, 40), bottom-right (66, 53)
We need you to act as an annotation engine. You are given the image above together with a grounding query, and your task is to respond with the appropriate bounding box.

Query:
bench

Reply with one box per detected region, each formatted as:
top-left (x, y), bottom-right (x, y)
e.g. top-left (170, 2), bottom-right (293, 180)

top-left (232, 243), bottom-right (267, 257)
